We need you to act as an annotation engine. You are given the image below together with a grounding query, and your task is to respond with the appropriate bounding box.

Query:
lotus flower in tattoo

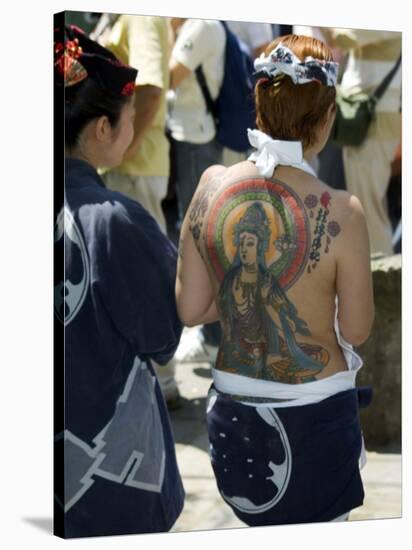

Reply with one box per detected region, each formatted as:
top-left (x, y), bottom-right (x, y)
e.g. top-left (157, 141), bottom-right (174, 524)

top-left (327, 220), bottom-right (341, 237)
top-left (304, 194), bottom-right (318, 209)
top-left (275, 233), bottom-right (297, 255)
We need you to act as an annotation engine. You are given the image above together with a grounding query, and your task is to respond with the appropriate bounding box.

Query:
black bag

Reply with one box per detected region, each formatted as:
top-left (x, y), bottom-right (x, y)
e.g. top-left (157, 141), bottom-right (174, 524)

top-left (194, 21), bottom-right (256, 153)
top-left (332, 54), bottom-right (401, 147)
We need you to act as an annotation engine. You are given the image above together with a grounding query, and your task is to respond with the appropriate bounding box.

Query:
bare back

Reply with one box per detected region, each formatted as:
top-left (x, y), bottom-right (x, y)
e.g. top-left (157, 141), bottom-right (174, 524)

top-left (187, 160), bottom-right (368, 384)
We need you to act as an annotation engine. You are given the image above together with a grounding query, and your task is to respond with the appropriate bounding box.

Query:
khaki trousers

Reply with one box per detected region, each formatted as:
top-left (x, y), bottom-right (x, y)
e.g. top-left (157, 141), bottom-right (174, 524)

top-left (103, 172), bottom-right (168, 235)
top-left (342, 115), bottom-right (401, 256)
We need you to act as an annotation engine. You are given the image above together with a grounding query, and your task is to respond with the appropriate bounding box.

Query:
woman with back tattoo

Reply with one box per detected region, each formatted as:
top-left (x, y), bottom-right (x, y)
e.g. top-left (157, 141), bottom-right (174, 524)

top-left (176, 34), bottom-right (374, 526)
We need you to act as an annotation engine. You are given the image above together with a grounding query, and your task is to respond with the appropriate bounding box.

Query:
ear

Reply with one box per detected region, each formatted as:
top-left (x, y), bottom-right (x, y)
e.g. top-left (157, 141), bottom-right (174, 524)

top-left (94, 115), bottom-right (112, 144)
top-left (322, 101), bottom-right (336, 130)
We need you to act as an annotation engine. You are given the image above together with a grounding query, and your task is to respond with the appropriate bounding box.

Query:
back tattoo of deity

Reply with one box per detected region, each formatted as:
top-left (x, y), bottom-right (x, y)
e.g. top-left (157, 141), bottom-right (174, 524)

top-left (188, 176), bottom-right (341, 384)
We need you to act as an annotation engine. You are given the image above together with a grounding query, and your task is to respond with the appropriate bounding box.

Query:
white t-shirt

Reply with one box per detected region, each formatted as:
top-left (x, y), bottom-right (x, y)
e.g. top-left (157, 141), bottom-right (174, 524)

top-left (168, 19), bottom-right (226, 144)
top-left (227, 20), bottom-right (273, 56)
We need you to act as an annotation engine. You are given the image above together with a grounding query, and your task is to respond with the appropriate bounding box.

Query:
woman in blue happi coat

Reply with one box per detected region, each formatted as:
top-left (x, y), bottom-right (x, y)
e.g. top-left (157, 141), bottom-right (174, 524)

top-left (54, 23), bottom-right (184, 538)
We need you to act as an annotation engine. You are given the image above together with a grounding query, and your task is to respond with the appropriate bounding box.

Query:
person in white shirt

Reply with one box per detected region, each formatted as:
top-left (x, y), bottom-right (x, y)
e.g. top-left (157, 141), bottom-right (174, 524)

top-left (168, 17), bottom-right (226, 359)
top-left (226, 20), bottom-right (273, 58)
top-left (168, 18), bottom-right (226, 221)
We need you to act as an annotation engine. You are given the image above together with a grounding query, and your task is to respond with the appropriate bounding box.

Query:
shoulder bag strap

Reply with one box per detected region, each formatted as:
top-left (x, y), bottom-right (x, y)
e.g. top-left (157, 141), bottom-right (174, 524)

top-left (195, 65), bottom-right (219, 120)
top-left (194, 20), bottom-right (227, 121)
top-left (372, 54), bottom-right (402, 102)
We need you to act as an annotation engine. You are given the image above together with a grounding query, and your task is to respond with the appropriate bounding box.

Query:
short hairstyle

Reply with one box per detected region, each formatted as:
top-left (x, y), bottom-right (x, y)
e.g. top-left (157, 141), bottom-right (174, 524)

top-left (254, 34), bottom-right (336, 149)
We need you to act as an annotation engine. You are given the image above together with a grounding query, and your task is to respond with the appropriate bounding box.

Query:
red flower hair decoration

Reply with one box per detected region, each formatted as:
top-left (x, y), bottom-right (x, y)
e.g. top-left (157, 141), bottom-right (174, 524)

top-left (55, 37), bottom-right (88, 87)
top-left (121, 81), bottom-right (135, 96)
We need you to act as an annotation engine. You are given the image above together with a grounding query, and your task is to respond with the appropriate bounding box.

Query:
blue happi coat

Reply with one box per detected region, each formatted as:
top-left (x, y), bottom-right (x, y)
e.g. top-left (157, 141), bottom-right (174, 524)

top-left (54, 158), bottom-right (184, 538)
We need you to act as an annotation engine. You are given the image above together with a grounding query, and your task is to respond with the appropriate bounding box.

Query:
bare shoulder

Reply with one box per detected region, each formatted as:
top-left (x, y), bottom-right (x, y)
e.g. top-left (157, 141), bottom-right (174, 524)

top-left (327, 187), bottom-right (364, 211)
top-left (322, 187), bottom-right (370, 259)
top-left (197, 160), bottom-right (257, 190)
top-left (324, 187), bottom-right (367, 228)
top-left (187, 164), bottom-right (227, 246)
top-left (197, 164), bottom-right (227, 190)
top-left (296, 175), bottom-right (370, 263)
top-left (313, 176), bottom-right (365, 223)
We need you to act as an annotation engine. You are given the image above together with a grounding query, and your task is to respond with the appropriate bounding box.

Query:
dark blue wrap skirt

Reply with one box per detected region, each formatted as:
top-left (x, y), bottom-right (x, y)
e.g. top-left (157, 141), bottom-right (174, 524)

top-left (206, 386), bottom-right (371, 526)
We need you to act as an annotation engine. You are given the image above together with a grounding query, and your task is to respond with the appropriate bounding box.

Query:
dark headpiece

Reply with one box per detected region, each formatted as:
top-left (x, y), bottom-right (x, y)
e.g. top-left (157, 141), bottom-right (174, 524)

top-left (54, 25), bottom-right (137, 96)
top-left (233, 202), bottom-right (271, 253)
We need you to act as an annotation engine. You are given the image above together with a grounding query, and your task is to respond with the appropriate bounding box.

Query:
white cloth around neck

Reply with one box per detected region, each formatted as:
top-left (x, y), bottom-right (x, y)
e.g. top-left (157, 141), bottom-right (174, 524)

top-left (247, 128), bottom-right (317, 178)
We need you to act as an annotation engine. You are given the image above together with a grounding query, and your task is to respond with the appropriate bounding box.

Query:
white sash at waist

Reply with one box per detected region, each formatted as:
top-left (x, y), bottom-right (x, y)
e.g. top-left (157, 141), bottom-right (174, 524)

top-left (212, 368), bottom-right (358, 408)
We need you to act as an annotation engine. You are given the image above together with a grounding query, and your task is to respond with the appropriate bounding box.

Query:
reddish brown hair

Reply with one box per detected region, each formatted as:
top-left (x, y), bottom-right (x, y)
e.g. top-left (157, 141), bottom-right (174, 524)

top-left (255, 35), bottom-right (336, 149)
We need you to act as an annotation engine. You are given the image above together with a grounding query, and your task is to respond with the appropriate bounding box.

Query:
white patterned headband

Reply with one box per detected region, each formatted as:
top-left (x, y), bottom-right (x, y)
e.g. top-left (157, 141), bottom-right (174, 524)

top-left (254, 43), bottom-right (339, 87)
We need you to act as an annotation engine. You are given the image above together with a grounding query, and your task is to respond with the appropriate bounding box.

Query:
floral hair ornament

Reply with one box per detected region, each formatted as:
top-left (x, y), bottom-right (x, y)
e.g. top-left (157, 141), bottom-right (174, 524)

top-left (54, 25), bottom-right (138, 96)
top-left (254, 42), bottom-right (339, 87)
top-left (54, 36), bottom-right (88, 87)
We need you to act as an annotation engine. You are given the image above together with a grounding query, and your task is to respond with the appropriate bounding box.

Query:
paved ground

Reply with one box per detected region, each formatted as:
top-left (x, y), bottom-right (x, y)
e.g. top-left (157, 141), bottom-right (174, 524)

top-left (168, 335), bottom-right (402, 532)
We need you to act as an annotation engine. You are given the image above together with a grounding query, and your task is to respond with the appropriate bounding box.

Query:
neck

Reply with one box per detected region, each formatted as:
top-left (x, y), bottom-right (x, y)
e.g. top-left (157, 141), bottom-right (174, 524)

top-left (66, 145), bottom-right (98, 170)
top-left (303, 141), bottom-right (323, 161)
top-left (303, 149), bottom-right (315, 162)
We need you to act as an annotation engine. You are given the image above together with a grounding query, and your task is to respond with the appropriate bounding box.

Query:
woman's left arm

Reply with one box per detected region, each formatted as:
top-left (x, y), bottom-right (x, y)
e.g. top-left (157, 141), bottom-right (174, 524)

top-left (175, 171), bottom-right (222, 327)
top-left (175, 214), bottom-right (219, 327)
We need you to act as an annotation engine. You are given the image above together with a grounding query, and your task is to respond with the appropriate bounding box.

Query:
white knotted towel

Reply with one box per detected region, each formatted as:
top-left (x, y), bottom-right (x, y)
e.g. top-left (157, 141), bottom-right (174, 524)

top-left (247, 128), bottom-right (317, 178)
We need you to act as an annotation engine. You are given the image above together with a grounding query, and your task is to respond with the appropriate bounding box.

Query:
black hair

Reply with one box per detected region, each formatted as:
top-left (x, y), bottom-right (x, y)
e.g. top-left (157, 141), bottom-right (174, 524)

top-left (64, 79), bottom-right (130, 148)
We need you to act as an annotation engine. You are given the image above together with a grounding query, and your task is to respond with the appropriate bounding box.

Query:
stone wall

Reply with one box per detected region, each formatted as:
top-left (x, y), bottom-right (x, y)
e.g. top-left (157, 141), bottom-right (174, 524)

top-left (356, 253), bottom-right (401, 447)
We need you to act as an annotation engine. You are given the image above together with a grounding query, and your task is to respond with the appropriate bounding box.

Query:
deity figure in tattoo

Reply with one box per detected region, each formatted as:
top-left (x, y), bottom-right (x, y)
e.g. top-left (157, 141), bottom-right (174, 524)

top-left (217, 202), bottom-right (329, 383)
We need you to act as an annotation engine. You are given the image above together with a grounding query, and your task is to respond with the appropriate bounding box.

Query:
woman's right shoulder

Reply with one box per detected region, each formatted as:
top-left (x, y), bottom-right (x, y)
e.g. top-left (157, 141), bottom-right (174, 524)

top-left (332, 189), bottom-right (367, 232)
top-left (312, 181), bottom-right (370, 260)
top-left (316, 179), bottom-right (366, 225)
top-left (322, 186), bottom-right (371, 265)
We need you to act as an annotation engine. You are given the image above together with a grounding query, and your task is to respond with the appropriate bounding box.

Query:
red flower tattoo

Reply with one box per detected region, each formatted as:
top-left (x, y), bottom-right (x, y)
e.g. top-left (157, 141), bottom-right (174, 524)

top-left (320, 192), bottom-right (331, 209)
